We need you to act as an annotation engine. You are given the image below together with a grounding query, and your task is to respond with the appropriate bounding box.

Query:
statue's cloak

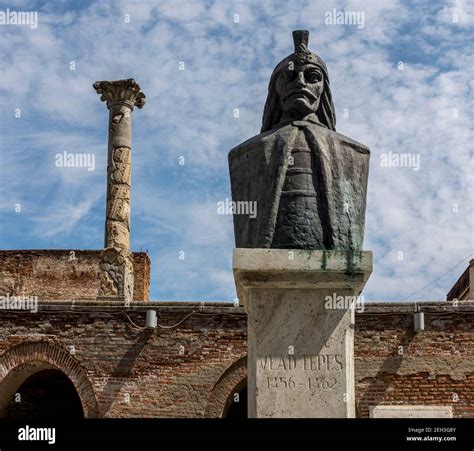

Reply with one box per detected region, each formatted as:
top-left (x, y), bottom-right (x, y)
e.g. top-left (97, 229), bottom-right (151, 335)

top-left (228, 117), bottom-right (370, 250)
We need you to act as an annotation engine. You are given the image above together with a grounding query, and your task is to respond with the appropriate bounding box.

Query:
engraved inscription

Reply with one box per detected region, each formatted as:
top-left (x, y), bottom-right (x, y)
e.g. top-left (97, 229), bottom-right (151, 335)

top-left (260, 354), bottom-right (343, 371)
top-left (260, 353), bottom-right (344, 391)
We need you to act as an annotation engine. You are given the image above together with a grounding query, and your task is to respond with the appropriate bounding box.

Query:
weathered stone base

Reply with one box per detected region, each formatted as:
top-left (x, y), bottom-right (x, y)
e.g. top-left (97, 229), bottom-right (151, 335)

top-left (97, 247), bottom-right (134, 303)
top-left (233, 248), bottom-right (372, 418)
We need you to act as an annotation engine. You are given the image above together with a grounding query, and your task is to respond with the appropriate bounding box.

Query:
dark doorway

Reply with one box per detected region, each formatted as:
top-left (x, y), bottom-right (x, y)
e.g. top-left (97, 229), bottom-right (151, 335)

top-left (225, 384), bottom-right (247, 418)
top-left (5, 369), bottom-right (84, 418)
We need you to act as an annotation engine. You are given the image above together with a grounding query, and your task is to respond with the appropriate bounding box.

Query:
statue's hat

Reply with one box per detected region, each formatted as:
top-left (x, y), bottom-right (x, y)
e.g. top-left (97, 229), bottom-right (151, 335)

top-left (291, 30), bottom-right (328, 71)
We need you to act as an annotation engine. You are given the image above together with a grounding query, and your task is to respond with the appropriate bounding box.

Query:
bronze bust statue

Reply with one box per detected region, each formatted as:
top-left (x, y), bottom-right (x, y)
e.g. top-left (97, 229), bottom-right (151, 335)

top-left (229, 30), bottom-right (370, 250)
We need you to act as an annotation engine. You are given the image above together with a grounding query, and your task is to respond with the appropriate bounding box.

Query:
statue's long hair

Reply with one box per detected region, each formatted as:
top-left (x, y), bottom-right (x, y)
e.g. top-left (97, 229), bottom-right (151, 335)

top-left (261, 55), bottom-right (336, 133)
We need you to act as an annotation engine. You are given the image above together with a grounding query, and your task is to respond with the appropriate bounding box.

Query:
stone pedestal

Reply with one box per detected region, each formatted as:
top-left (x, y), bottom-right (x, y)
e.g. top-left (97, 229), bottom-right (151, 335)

top-left (233, 248), bottom-right (372, 418)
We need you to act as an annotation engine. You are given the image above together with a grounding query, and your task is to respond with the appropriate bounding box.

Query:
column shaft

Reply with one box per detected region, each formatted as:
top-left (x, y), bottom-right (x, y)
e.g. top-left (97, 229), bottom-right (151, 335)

top-left (93, 79), bottom-right (145, 303)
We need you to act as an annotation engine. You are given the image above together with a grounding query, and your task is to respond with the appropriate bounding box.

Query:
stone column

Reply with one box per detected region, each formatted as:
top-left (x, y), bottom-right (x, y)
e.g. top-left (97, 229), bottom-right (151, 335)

top-left (93, 79), bottom-right (146, 303)
top-left (233, 249), bottom-right (372, 418)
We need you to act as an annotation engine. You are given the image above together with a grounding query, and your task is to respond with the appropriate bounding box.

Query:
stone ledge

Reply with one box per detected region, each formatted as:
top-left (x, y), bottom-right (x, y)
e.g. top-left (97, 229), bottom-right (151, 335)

top-left (358, 300), bottom-right (474, 314)
top-left (0, 299), bottom-right (473, 314)
top-left (233, 248), bottom-right (372, 273)
top-left (0, 299), bottom-right (246, 315)
top-left (370, 405), bottom-right (453, 418)
top-left (233, 249), bottom-right (372, 307)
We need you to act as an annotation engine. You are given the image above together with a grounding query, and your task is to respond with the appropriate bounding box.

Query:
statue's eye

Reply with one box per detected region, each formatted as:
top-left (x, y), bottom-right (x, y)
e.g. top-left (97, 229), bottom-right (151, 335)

top-left (306, 71), bottom-right (321, 83)
top-left (284, 68), bottom-right (297, 81)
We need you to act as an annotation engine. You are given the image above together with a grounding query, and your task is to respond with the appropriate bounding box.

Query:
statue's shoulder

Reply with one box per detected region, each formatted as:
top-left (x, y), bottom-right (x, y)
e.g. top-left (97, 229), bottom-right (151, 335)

top-left (229, 122), bottom-right (370, 159)
top-left (229, 124), bottom-right (294, 160)
top-left (310, 123), bottom-right (370, 155)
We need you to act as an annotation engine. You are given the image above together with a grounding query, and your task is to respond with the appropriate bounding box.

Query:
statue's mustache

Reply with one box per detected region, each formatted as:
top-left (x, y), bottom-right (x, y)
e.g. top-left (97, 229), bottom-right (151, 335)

top-left (281, 89), bottom-right (318, 103)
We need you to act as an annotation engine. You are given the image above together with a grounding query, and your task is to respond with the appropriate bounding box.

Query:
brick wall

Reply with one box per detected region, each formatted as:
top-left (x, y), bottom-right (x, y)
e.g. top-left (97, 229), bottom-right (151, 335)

top-left (0, 298), bottom-right (472, 417)
top-left (0, 302), bottom-right (247, 418)
top-left (0, 250), bottom-right (150, 302)
top-left (355, 302), bottom-right (474, 418)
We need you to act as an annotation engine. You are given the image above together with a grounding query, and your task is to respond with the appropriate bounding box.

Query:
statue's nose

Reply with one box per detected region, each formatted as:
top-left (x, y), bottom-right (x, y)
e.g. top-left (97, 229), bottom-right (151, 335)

top-left (294, 71), bottom-right (306, 87)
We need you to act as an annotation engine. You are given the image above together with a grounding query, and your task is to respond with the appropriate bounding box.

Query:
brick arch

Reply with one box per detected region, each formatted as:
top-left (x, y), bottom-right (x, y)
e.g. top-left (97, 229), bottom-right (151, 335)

top-left (0, 341), bottom-right (98, 418)
top-left (204, 355), bottom-right (247, 418)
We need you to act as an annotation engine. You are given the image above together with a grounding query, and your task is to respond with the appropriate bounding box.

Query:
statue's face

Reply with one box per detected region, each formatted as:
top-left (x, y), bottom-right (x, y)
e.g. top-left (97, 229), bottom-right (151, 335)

top-left (276, 62), bottom-right (324, 120)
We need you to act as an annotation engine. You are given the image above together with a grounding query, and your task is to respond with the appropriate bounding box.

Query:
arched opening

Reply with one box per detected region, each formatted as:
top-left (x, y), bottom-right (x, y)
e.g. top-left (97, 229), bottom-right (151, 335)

top-left (224, 379), bottom-right (247, 418)
top-left (0, 342), bottom-right (98, 418)
top-left (204, 356), bottom-right (247, 418)
top-left (4, 369), bottom-right (84, 419)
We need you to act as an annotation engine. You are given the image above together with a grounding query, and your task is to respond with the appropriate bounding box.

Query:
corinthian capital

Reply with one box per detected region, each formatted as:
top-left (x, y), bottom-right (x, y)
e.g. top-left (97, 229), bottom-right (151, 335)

top-left (93, 78), bottom-right (146, 110)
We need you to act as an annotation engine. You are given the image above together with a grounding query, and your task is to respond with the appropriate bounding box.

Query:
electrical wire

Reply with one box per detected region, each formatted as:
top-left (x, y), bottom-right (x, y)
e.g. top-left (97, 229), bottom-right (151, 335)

top-left (401, 253), bottom-right (473, 301)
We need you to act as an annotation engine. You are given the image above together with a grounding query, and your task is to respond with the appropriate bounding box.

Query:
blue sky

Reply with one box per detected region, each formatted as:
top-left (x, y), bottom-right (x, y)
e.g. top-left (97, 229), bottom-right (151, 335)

top-left (0, 0), bottom-right (472, 301)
